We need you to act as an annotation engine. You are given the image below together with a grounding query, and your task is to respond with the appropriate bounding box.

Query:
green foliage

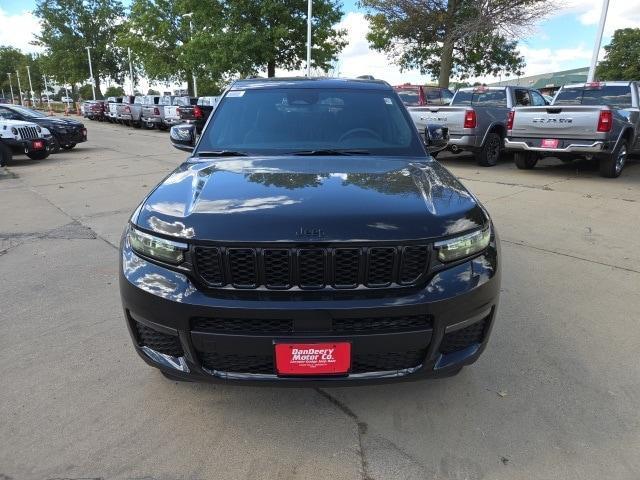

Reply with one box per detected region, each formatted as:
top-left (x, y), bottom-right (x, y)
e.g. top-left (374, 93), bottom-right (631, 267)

top-left (597, 28), bottom-right (640, 81)
top-left (361, 0), bottom-right (548, 87)
top-left (0, 48), bottom-right (47, 101)
top-left (78, 83), bottom-right (100, 99)
top-left (33, 0), bottom-right (126, 92)
top-left (105, 85), bottom-right (126, 97)
top-left (207, 0), bottom-right (348, 77)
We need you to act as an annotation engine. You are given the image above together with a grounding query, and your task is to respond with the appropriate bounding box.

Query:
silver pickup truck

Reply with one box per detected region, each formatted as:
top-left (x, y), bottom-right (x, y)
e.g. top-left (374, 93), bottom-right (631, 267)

top-left (141, 95), bottom-right (173, 130)
top-left (505, 81), bottom-right (640, 178)
top-left (117, 95), bottom-right (144, 127)
top-left (409, 86), bottom-right (547, 166)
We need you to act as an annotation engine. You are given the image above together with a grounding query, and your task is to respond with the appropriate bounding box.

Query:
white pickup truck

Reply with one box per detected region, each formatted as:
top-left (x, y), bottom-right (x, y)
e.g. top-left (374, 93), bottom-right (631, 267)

top-left (504, 81), bottom-right (640, 178)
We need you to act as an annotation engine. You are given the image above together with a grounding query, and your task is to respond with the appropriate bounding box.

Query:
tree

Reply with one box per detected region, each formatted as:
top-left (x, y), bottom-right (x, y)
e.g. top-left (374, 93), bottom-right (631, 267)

top-left (0, 48), bottom-right (47, 102)
top-left (360, 0), bottom-right (551, 88)
top-left (119, 0), bottom-right (204, 95)
top-left (597, 28), bottom-right (640, 81)
top-left (105, 85), bottom-right (125, 97)
top-left (211, 0), bottom-right (348, 77)
top-left (33, 0), bottom-right (126, 95)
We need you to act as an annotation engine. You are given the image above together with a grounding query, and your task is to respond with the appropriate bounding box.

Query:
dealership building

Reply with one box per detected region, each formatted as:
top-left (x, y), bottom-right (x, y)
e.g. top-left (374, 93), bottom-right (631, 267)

top-left (489, 67), bottom-right (589, 95)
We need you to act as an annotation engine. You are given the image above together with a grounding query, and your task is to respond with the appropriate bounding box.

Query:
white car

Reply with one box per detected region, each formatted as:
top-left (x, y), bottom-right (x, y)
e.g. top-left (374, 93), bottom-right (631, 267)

top-left (0, 118), bottom-right (51, 164)
top-left (60, 96), bottom-right (74, 104)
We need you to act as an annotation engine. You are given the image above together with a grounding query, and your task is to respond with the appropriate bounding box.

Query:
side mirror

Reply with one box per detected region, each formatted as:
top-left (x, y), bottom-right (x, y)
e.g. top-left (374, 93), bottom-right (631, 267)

top-left (424, 124), bottom-right (449, 154)
top-left (170, 124), bottom-right (196, 152)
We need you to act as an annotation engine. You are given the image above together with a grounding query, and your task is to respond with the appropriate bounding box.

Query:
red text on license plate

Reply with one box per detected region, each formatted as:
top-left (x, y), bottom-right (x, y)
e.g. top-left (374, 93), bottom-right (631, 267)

top-left (541, 138), bottom-right (559, 148)
top-left (274, 342), bottom-right (351, 376)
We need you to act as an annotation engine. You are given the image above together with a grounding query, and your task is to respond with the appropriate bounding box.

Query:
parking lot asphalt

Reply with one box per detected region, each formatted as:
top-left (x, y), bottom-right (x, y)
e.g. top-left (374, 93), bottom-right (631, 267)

top-left (1, 119), bottom-right (639, 480)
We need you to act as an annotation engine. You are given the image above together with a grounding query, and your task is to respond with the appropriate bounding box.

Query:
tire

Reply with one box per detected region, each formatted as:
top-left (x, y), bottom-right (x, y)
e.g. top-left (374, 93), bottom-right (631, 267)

top-left (61, 143), bottom-right (76, 150)
top-left (27, 150), bottom-right (50, 160)
top-left (475, 132), bottom-right (502, 167)
top-left (0, 142), bottom-right (12, 166)
top-left (50, 136), bottom-right (61, 154)
top-left (599, 139), bottom-right (627, 178)
top-left (514, 151), bottom-right (538, 169)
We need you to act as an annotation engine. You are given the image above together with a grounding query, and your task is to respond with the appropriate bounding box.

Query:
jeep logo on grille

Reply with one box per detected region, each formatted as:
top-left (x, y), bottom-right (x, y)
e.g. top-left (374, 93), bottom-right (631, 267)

top-left (296, 227), bottom-right (326, 238)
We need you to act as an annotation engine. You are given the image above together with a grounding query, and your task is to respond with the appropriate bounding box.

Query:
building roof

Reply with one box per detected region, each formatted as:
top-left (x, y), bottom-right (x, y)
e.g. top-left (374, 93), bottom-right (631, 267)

top-left (488, 67), bottom-right (589, 89)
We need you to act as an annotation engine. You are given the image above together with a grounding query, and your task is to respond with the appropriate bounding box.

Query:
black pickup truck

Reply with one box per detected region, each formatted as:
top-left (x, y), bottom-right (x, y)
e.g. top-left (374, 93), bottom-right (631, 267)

top-left (119, 77), bottom-right (500, 386)
top-left (178, 96), bottom-right (219, 132)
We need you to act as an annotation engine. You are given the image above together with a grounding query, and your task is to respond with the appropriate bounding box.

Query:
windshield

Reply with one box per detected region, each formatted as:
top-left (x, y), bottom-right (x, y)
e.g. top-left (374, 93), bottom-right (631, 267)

top-left (10, 106), bottom-right (46, 118)
top-left (554, 86), bottom-right (632, 109)
top-left (395, 89), bottom-right (420, 106)
top-left (196, 87), bottom-right (424, 156)
top-left (452, 89), bottom-right (507, 107)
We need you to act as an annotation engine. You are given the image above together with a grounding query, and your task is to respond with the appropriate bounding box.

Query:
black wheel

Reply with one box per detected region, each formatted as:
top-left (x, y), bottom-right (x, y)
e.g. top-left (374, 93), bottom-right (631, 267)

top-left (50, 136), bottom-right (61, 154)
top-left (599, 139), bottom-right (627, 178)
top-left (0, 142), bottom-right (12, 166)
top-left (514, 151), bottom-right (538, 169)
top-left (27, 150), bottom-right (50, 160)
top-left (475, 132), bottom-right (502, 167)
top-left (61, 143), bottom-right (76, 150)
top-left (160, 370), bottom-right (193, 382)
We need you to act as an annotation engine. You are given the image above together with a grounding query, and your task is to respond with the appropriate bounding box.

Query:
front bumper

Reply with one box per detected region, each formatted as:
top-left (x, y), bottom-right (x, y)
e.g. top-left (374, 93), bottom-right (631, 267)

top-left (120, 235), bottom-right (500, 385)
top-left (504, 137), bottom-right (609, 154)
top-left (4, 137), bottom-right (48, 153)
top-left (53, 127), bottom-right (87, 145)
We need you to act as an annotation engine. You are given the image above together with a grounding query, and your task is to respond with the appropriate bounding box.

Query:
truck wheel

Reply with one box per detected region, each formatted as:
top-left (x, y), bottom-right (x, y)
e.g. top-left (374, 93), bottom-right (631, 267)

top-left (27, 150), bottom-right (50, 160)
top-left (599, 140), bottom-right (627, 178)
top-left (0, 142), bottom-right (12, 166)
top-left (50, 137), bottom-right (61, 154)
top-left (514, 152), bottom-right (538, 169)
top-left (475, 132), bottom-right (502, 167)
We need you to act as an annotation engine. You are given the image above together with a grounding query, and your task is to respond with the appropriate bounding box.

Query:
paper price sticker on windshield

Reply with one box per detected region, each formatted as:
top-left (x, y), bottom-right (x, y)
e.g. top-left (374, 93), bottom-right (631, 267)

top-left (275, 342), bottom-right (351, 375)
top-left (226, 90), bottom-right (245, 97)
top-left (384, 97), bottom-right (393, 105)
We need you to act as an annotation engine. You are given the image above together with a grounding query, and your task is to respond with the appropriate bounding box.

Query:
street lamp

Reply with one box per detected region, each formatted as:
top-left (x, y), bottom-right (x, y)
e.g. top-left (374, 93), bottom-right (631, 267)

top-left (7, 73), bottom-right (14, 104)
top-left (587, 0), bottom-right (610, 82)
top-left (181, 12), bottom-right (197, 97)
top-left (306, 0), bottom-right (312, 77)
top-left (15, 70), bottom-right (23, 105)
top-left (128, 47), bottom-right (135, 95)
top-left (43, 74), bottom-right (51, 107)
top-left (86, 46), bottom-right (96, 100)
top-left (26, 65), bottom-right (35, 106)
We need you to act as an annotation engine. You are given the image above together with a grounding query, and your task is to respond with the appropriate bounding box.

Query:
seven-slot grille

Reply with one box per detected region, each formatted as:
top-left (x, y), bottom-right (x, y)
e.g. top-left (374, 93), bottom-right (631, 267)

top-left (193, 245), bottom-right (429, 290)
top-left (17, 126), bottom-right (39, 140)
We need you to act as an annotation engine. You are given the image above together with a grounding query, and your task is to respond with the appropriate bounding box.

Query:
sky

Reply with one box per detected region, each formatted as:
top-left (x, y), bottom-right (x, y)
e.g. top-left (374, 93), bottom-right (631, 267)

top-left (1, 0), bottom-right (640, 89)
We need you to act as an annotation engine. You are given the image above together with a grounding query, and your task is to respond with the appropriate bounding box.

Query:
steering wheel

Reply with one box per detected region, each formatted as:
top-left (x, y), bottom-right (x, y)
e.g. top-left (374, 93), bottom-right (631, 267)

top-left (338, 128), bottom-right (381, 143)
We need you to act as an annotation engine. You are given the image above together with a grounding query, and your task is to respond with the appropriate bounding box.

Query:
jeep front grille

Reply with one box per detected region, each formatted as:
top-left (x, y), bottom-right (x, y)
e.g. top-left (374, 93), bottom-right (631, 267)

top-left (193, 244), bottom-right (430, 290)
top-left (17, 126), bottom-right (39, 140)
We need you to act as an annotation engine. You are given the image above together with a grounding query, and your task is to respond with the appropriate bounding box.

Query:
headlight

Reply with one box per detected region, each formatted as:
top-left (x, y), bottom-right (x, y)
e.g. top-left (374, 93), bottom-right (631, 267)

top-left (434, 226), bottom-right (491, 263)
top-left (36, 125), bottom-right (42, 133)
top-left (127, 226), bottom-right (187, 264)
top-left (11, 127), bottom-right (17, 135)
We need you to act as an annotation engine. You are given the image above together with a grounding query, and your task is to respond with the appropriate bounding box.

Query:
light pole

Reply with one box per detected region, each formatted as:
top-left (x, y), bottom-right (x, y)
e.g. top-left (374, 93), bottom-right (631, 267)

top-left (26, 65), bottom-right (35, 106)
top-left (43, 74), bottom-right (51, 109)
top-left (306, 0), bottom-right (312, 77)
top-left (86, 46), bottom-right (96, 100)
top-left (15, 70), bottom-right (23, 105)
top-left (128, 47), bottom-right (135, 95)
top-left (7, 73), bottom-right (14, 104)
top-left (588, 0), bottom-right (609, 82)
top-left (181, 12), bottom-right (197, 97)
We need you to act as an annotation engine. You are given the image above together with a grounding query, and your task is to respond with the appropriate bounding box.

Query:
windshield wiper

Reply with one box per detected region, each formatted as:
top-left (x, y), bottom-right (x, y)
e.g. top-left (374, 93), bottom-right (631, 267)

top-left (290, 149), bottom-right (371, 156)
top-left (195, 150), bottom-right (248, 157)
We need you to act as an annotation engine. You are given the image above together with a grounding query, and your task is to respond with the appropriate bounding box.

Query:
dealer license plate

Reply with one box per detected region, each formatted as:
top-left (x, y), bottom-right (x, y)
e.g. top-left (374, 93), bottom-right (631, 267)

top-left (274, 342), bottom-right (351, 376)
top-left (541, 138), bottom-right (559, 148)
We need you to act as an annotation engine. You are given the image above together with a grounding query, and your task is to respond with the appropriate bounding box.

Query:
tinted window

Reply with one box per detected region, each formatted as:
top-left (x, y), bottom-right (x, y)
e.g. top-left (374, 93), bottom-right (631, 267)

top-left (396, 90), bottom-right (420, 106)
top-left (441, 89), bottom-right (454, 105)
top-left (514, 89), bottom-right (531, 106)
top-left (6, 106), bottom-right (46, 118)
top-left (531, 91), bottom-right (547, 106)
top-left (425, 89), bottom-right (441, 103)
top-left (197, 88), bottom-right (423, 156)
top-left (554, 86), bottom-right (632, 109)
top-left (452, 90), bottom-right (507, 107)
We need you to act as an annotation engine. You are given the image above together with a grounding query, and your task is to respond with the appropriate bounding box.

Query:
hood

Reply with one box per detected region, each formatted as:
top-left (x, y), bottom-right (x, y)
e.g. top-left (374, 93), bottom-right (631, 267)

top-left (0, 119), bottom-right (40, 128)
top-left (31, 117), bottom-right (83, 128)
top-left (135, 156), bottom-right (487, 242)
